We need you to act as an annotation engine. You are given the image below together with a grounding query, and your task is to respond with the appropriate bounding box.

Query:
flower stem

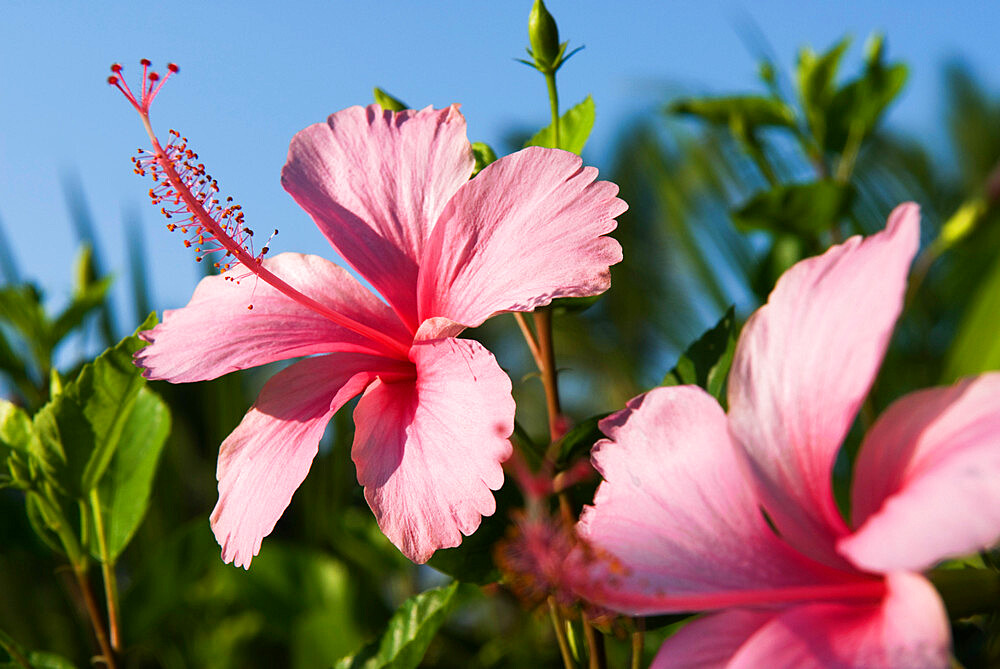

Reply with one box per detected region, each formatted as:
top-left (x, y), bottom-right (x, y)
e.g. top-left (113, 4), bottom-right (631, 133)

top-left (90, 489), bottom-right (122, 651)
top-left (548, 597), bottom-right (575, 669)
top-left (513, 312), bottom-right (544, 371)
top-left (0, 630), bottom-right (34, 669)
top-left (72, 567), bottom-right (117, 669)
top-left (545, 72), bottom-right (560, 150)
top-left (581, 611), bottom-right (607, 669)
top-left (630, 620), bottom-right (645, 669)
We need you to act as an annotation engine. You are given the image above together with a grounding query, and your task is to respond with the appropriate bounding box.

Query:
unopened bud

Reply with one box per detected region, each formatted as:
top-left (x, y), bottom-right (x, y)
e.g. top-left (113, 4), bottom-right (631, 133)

top-left (528, 0), bottom-right (560, 73)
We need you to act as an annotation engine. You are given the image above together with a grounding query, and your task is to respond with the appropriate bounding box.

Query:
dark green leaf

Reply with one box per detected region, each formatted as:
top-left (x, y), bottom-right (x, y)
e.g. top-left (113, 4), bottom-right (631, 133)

top-left (87, 387), bottom-right (171, 562)
top-left (471, 142), bottom-right (497, 177)
top-left (732, 180), bottom-right (853, 235)
top-left (550, 294), bottom-right (601, 314)
top-left (24, 490), bottom-right (70, 556)
top-left (0, 651), bottom-right (79, 669)
top-left (524, 95), bottom-right (595, 154)
top-left (334, 582), bottom-right (466, 669)
top-left (825, 57), bottom-right (907, 152)
top-left (798, 38), bottom-right (850, 148)
top-left (31, 313), bottom-right (157, 498)
top-left (373, 87), bottom-right (407, 112)
top-left (663, 306), bottom-right (737, 402)
top-left (426, 482), bottom-right (520, 584)
top-left (555, 413), bottom-right (611, 466)
top-left (669, 96), bottom-right (796, 129)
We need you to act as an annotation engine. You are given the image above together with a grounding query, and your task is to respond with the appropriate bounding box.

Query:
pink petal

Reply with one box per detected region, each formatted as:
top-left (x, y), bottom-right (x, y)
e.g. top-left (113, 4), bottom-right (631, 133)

top-left (839, 373), bottom-right (1000, 572)
top-left (575, 386), bottom-right (868, 616)
top-left (416, 147), bottom-right (625, 328)
top-left (649, 610), bottom-right (777, 669)
top-left (135, 252), bottom-right (410, 383)
top-left (281, 105), bottom-right (474, 328)
top-left (727, 203), bottom-right (921, 567)
top-left (728, 573), bottom-right (949, 669)
top-left (351, 337), bottom-right (514, 563)
top-left (211, 353), bottom-right (409, 568)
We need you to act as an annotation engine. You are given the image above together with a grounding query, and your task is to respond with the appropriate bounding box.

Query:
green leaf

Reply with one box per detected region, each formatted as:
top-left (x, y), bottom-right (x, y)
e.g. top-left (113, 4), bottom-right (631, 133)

top-left (798, 38), bottom-right (850, 148)
top-left (0, 400), bottom-right (35, 455)
top-left (663, 306), bottom-right (737, 402)
top-left (335, 582), bottom-right (465, 669)
top-left (0, 651), bottom-right (79, 669)
top-left (555, 413), bottom-right (611, 466)
top-left (471, 142), bottom-right (497, 177)
top-left (524, 95), bottom-right (595, 154)
top-left (31, 313), bottom-right (157, 498)
top-left (0, 284), bottom-right (52, 367)
top-left (823, 35), bottom-right (907, 153)
top-left (944, 250), bottom-right (1000, 381)
top-left (550, 294), bottom-right (602, 314)
top-left (87, 387), bottom-right (171, 562)
top-left (426, 481), bottom-right (520, 584)
top-left (669, 95), bottom-right (796, 129)
top-left (51, 276), bottom-right (113, 347)
top-left (732, 180), bottom-right (853, 236)
top-left (373, 87), bottom-right (407, 112)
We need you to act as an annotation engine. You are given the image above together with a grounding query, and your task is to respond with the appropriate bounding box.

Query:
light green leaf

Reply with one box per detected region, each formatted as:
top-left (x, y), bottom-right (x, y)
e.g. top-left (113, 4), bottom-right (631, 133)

top-left (669, 95), bottom-right (796, 129)
top-left (87, 386), bottom-right (171, 562)
top-left (51, 276), bottom-right (113, 347)
top-left (524, 95), bottom-right (595, 154)
top-left (471, 142), bottom-right (497, 177)
top-left (31, 313), bottom-right (157, 498)
top-left (943, 250), bottom-right (1000, 381)
top-left (335, 582), bottom-right (465, 669)
top-left (373, 87), bottom-right (407, 112)
top-left (732, 180), bottom-right (853, 236)
top-left (0, 400), bottom-right (35, 455)
top-left (663, 306), bottom-right (737, 402)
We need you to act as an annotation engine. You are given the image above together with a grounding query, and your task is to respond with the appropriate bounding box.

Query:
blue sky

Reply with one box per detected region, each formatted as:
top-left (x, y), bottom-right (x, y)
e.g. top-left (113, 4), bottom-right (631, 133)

top-left (1, 1), bottom-right (998, 327)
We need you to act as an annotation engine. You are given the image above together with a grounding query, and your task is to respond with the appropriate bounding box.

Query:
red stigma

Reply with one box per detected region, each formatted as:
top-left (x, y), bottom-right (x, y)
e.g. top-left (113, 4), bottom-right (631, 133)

top-left (107, 59), bottom-right (178, 115)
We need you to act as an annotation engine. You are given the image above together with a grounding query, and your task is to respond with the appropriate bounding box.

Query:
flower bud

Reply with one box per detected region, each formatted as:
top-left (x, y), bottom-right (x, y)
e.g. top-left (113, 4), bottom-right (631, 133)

top-left (528, 0), bottom-right (560, 73)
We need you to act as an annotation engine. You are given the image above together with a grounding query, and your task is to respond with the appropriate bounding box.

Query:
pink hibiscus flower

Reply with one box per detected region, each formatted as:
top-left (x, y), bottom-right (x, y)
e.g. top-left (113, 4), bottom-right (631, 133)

top-left (574, 203), bottom-right (1000, 667)
top-left (125, 82), bottom-right (625, 565)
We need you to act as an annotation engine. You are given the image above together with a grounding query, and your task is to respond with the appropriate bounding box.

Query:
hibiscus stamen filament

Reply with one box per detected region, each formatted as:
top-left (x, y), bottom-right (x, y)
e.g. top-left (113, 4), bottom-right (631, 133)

top-left (110, 61), bottom-right (410, 358)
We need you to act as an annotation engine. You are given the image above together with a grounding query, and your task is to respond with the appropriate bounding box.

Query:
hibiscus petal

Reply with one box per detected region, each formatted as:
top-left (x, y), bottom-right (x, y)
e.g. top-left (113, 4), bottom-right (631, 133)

top-left (211, 353), bottom-right (408, 569)
top-left (135, 252), bottom-right (410, 382)
top-left (281, 105), bottom-right (474, 328)
top-left (839, 373), bottom-right (1000, 572)
top-left (649, 610), bottom-right (777, 669)
top-left (351, 337), bottom-right (514, 563)
top-left (417, 146), bottom-right (625, 328)
top-left (728, 573), bottom-right (949, 669)
top-left (727, 203), bottom-right (920, 566)
top-left (575, 386), bottom-right (866, 616)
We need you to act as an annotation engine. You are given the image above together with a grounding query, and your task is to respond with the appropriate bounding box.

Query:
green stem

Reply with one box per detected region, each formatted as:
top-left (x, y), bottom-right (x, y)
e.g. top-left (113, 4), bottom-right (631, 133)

top-left (548, 597), bottom-right (575, 669)
top-left (90, 489), bottom-right (122, 651)
top-left (545, 72), bottom-right (560, 149)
